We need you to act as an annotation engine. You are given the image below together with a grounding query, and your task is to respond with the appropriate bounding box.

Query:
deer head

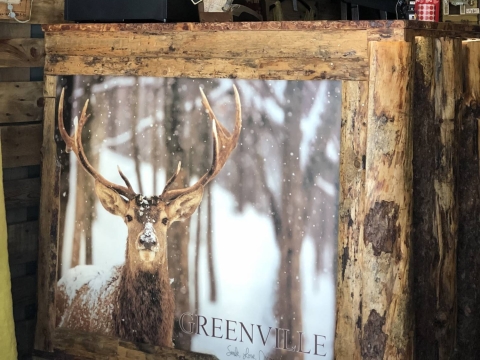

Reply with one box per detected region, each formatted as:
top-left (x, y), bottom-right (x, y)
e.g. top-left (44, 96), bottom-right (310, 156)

top-left (58, 86), bottom-right (242, 273)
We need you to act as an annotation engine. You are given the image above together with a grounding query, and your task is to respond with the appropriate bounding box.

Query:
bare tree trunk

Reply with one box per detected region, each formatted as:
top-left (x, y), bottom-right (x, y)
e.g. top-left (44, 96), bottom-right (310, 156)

top-left (132, 81), bottom-right (144, 194)
top-left (194, 202), bottom-right (202, 313)
top-left (71, 76), bottom-right (98, 267)
top-left (152, 88), bottom-right (161, 194)
top-left (164, 78), bottom-right (191, 350)
top-left (206, 186), bottom-right (216, 302)
top-left (71, 169), bottom-right (85, 267)
top-left (58, 76), bottom-right (74, 278)
top-left (274, 81), bottom-right (304, 360)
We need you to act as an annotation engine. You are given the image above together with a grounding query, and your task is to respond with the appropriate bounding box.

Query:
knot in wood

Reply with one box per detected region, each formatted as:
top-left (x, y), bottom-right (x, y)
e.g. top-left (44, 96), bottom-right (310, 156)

top-left (364, 201), bottom-right (400, 256)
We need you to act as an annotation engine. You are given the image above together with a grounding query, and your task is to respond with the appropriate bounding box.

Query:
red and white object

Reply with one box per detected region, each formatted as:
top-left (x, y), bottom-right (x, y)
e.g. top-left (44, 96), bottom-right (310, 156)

top-left (415, 0), bottom-right (440, 21)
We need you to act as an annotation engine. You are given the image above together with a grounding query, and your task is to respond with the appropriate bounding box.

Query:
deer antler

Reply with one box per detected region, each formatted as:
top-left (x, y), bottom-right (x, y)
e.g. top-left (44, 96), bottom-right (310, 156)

top-left (161, 85), bottom-right (242, 201)
top-left (58, 88), bottom-right (137, 200)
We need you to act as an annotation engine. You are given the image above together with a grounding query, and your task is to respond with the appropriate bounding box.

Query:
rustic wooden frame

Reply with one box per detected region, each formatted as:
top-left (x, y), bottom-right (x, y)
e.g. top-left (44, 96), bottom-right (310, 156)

top-left (36, 21), bottom-right (480, 359)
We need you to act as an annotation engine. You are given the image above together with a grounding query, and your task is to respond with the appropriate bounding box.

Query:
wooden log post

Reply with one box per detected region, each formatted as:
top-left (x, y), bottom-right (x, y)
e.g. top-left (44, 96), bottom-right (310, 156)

top-left (361, 41), bottom-right (414, 359)
top-left (335, 81), bottom-right (368, 360)
top-left (34, 75), bottom-right (60, 351)
top-left (456, 41), bottom-right (480, 359)
top-left (412, 37), bottom-right (462, 359)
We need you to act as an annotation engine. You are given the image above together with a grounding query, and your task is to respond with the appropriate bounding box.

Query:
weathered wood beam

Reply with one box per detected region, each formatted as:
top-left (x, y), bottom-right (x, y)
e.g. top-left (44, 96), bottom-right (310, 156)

top-left (413, 36), bottom-right (462, 360)
top-left (0, 38), bottom-right (45, 68)
top-left (0, 24), bottom-right (31, 103)
top-left (34, 328), bottom-right (218, 359)
top-left (45, 30), bottom-right (368, 60)
top-left (0, 81), bottom-right (44, 123)
top-left (3, 177), bottom-right (40, 209)
top-left (1, 124), bottom-right (42, 168)
top-left (335, 81), bottom-right (368, 360)
top-left (43, 25), bottom-right (369, 80)
top-left (45, 54), bottom-right (368, 81)
top-left (34, 75), bottom-right (59, 352)
top-left (361, 41), bottom-right (414, 359)
top-left (456, 40), bottom-right (480, 360)
top-left (7, 221), bottom-right (39, 265)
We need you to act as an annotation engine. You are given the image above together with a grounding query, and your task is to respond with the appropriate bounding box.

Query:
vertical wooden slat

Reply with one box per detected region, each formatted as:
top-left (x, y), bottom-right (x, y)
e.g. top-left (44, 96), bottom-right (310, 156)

top-left (34, 75), bottom-right (58, 352)
top-left (412, 36), bottom-right (437, 358)
top-left (456, 41), bottom-right (480, 360)
top-left (361, 41), bottom-right (414, 359)
top-left (335, 81), bottom-right (368, 360)
top-left (431, 37), bottom-right (461, 358)
top-left (413, 37), bottom-right (462, 360)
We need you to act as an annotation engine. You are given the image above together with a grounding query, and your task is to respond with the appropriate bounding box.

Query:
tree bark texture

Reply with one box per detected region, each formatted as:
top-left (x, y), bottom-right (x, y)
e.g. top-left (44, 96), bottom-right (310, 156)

top-left (413, 37), bottom-right (462, 360)
top-left (361, 41), bottom-right (414, 360)
top-left (164, 78), bottom-right (191, 350)
top-left (274, 81), bottom-right (304, 360)
top-left (335, 81), bottom-right (368, 360)
top-left (456, 41), bottom-right (480, 360)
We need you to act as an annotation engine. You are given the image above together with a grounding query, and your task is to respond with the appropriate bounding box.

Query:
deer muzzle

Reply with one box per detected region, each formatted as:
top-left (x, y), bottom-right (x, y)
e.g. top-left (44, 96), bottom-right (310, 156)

top-left (138, 222), bottom-right (159, 252)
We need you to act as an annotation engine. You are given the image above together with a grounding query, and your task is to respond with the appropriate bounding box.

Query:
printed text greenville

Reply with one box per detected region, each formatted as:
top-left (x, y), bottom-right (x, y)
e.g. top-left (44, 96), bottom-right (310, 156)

top-left (179, 312), bottom-right (327, 356)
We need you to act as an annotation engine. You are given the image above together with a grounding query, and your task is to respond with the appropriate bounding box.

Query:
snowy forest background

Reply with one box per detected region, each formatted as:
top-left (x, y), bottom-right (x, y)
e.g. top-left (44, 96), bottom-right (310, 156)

top-left (56, 76), bottom-right (341, 359)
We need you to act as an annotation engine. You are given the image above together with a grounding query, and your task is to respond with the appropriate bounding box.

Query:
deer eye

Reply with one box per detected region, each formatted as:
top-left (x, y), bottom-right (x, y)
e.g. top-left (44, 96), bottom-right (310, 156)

top-left (125, 215), bottom-right (133, 222)
top-left (162, 218), bottom-right (168, 225)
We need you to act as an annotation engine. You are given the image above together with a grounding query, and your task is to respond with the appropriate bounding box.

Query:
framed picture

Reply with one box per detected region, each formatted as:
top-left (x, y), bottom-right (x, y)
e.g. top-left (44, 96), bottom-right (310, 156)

top-left (52, 74), bottom-right (340, 359)
top-left (37, 20), bottom-right (478, 360)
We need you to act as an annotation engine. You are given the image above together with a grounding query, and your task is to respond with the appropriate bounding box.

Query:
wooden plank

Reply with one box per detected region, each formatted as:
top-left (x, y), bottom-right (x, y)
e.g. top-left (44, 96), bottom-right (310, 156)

top-left (52, 328), bottom-right (217, 359)
top-left (413, 37), bottom-right (462, 360)
top-left (43, 20), bottom-right (406, 33)
top-left (45, 55), bottom-right (369, 81)
top-left (13, 301), bottom-right (36, 322)
top-left (42, 20), bottom-right (480, 40)
top-left (10, 260), bottom-right (36, 279)
top-left (335, 81), bottom-right (368, 360)
top-left (0, 23), bottom-right (30, 39)
top-left (1, 124), bottom-right (42, 168)
top-left (16, 319), bottom-right (36, 359)
top-left (0, 81), bottom-right (44, 123)
top-left (4, 177), bottom-right (40, 209)
top-left (41, 19), bottom-right (480, 34)
top-left (456, 40), bottom-right (480, 360)
top-left (45, 30), bottom-right (367, 60)
top-left (34, 77), bottom-right (59, 352)
top-left (411, 36), bottom-right (437, 359)
top-left (429, 37), bottom-right (461, 359)
top-left (0, 38), bottom-right (45, 68)
top-left (7, 221), bottom-right (39, 265)
top-left (0, 23), bottom-right (31, 82)
top-left (11, 275), bottom-right (37, 305)
top-left (43, 26), bottom-right (368, 81)
top-left (361, 41), bottom-right (414, 359)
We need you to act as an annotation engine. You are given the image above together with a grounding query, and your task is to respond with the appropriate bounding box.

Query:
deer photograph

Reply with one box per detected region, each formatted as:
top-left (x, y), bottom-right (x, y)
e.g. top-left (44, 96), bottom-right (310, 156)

top-left (55, 76), bottom-right (341, 359)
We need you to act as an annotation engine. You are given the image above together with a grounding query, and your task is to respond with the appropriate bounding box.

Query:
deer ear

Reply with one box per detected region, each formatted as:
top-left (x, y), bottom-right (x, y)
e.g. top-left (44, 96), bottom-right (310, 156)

top-left (94, 180), bottom-right (128, 216)
top-left (166, 186), bottom-right (204, 223)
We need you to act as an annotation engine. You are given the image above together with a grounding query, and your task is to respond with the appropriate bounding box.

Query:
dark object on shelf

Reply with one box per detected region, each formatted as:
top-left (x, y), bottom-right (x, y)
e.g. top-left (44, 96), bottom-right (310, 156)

top-left (64, 0), bottom-right (199, 22)
top-left (341, 0), bottom-right (415, 20)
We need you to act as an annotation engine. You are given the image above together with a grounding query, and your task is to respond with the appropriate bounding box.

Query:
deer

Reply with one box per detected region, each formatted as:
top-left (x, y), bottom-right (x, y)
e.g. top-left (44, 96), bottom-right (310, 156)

top-left (55, 85), bottom-right (242, 347)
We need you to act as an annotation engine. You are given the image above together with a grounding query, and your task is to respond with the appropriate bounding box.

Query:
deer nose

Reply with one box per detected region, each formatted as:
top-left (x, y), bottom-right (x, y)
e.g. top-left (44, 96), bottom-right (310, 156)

top-left (139, 234), bottom-right (157, 250)
top-left (139, 227), bottom-right (157, 251)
